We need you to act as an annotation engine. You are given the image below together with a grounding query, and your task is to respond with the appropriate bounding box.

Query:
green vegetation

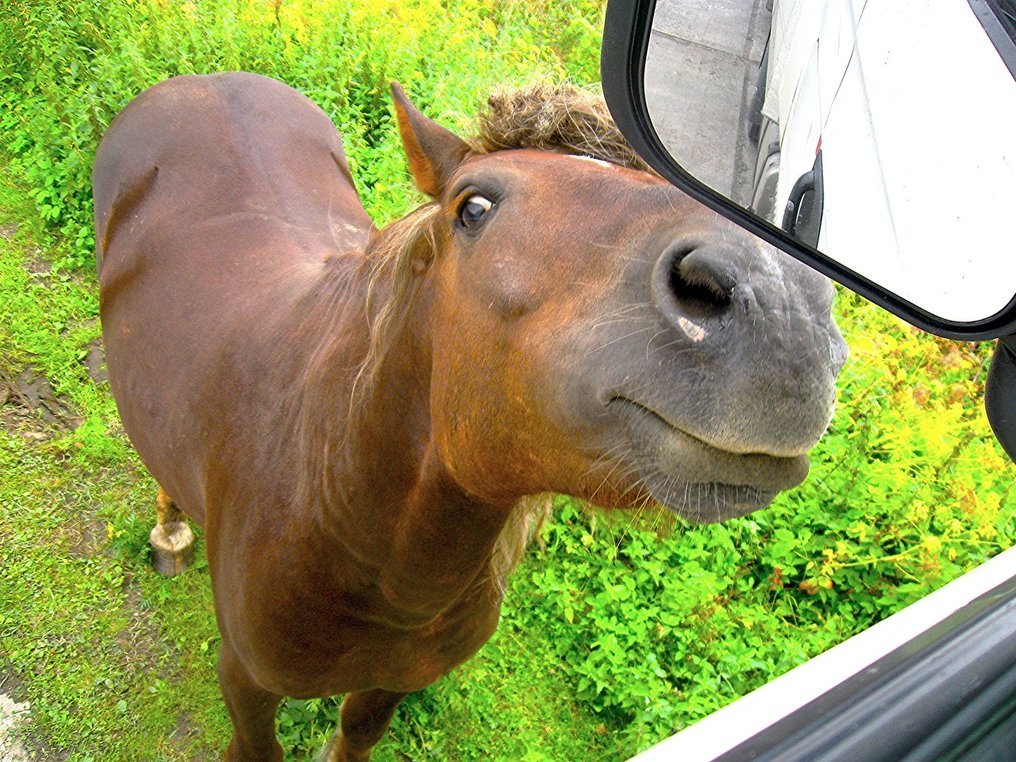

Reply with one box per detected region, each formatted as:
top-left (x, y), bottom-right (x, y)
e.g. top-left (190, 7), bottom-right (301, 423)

top-left (0, 1), bottom-right (1012, 760)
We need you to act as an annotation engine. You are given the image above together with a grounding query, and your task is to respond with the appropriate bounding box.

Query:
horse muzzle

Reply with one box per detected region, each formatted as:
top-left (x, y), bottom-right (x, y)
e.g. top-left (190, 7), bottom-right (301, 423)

top-left (606, 396), bottom-right (810, 523)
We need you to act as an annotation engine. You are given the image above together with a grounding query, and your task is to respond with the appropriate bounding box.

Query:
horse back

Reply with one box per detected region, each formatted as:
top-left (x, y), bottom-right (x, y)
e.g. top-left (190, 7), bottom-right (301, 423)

top-left (94, 71), bottom-right (371, 268)
top-left (93, 72), bottom-right (371, 523)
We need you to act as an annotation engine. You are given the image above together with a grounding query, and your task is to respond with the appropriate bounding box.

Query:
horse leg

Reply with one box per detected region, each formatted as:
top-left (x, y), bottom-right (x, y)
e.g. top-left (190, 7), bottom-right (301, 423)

top-left (149, 486), bottom-right (194, 576)
top-left (318, 689), bottom-right (408, 762)
top-left (219, 640), bottom-right (284, 761)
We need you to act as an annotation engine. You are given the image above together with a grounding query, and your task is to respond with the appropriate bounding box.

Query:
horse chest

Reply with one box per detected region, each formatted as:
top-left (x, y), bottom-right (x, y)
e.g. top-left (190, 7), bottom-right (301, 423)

top-left (211, 532), bottom-right (501, 693)
top-left (238, 589), bottom-right (503, 697)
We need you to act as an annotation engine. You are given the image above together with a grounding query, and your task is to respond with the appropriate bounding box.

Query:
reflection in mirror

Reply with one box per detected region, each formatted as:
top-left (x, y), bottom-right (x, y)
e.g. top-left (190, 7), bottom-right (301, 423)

top-left (644, 0), bottom-right (1016, 324)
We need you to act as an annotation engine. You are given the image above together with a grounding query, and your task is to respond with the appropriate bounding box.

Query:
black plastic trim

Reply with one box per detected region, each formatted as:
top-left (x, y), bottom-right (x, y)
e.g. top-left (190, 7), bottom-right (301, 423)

top-left (782, 151), bottom-right (823, 248)
top-left (985, 334), bottom-right (1016, 461)
top-left (781, 171), bottom-right (814, 234)
top-left (601, 0), bottom-right (1016, 340)
top-left (716, 573), bottom-right (1016, 761)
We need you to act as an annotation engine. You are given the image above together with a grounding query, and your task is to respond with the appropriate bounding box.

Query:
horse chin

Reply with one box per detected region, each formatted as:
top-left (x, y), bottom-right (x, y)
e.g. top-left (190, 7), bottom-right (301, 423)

top-left (606, 397), bottom-right (809, 523)
top-left (640, 474), bottom-right (777, 524)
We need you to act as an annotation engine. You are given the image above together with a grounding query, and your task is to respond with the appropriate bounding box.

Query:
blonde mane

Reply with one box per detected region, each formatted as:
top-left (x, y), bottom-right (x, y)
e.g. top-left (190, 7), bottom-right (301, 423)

top-left (351, 202), bottom-right (441, 412)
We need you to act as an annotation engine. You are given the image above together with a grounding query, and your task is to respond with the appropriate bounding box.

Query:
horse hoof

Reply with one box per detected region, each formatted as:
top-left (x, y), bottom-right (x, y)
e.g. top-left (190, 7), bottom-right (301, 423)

top-left (149, 520), bottom-right (194, 576)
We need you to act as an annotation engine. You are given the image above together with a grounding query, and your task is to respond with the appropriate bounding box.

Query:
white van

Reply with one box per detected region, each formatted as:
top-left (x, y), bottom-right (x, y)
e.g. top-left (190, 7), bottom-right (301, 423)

top-left (750, 0), bottom-right (1016, 323)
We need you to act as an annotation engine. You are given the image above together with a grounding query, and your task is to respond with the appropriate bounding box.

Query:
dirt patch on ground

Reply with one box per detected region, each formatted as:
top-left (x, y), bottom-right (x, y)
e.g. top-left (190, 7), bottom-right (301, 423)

top-left (0, 367), bottom-right (82, 441)
top-left (118, 574), bottom-right (216, 760)
top-left (20, 243), bottom-right (52, 275)
top-left (117, 577), bottom-right (166, 670)
top-left (168, 712), bottom-right (211, 761)
top-left (0, 691), bottom-right (32, 762)
top-left (83, 341), bottom-right (108, 387)
top-left (0, 669), bottom-right (66, 762)
top-left (66, 515), bottom-right (108, 558)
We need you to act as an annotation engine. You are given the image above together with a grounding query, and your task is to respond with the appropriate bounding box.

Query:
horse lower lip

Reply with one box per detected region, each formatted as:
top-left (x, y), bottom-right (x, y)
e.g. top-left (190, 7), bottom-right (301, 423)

top-left (646, 479), bottom-right (777, 523)
top-left (606, 397), bottom-right (810, 494)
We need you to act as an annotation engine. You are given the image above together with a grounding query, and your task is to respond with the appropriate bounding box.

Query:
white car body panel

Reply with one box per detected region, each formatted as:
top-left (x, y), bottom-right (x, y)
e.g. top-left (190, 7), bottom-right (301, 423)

top-left (763, 0), bottom-right (1016, 323)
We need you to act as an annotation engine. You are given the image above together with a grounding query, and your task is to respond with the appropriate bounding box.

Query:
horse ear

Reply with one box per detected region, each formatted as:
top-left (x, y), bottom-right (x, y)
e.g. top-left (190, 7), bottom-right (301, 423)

top-left (391, 83), bottom-right (471, 198)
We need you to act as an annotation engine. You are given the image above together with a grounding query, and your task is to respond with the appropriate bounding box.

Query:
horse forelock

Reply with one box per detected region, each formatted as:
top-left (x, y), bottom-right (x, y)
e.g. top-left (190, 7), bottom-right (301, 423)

top-left (472, 83), bottom-right (652, 172)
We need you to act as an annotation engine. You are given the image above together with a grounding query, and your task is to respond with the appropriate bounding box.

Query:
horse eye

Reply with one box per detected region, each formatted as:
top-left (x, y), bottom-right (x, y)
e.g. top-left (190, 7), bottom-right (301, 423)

top-left (457, 194), bottom-right (493, 230)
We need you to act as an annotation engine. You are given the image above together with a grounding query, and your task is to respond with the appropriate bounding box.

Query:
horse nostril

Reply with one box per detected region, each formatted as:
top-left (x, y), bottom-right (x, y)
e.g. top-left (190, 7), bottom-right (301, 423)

top-left (656, 245), bottom-right (736, 322)
top-left (672, 250), bottom-right (733, 309)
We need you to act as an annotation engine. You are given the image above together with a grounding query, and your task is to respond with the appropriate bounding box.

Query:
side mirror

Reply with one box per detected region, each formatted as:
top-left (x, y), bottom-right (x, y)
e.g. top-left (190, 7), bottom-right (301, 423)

top-left (600, 0), bottom-right (1016, 339)
top-left (601, 0), bottom-right (1016, 461)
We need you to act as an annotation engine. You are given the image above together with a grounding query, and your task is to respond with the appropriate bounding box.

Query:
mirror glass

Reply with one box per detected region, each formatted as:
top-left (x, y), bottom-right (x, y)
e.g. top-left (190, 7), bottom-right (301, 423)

top-left (644, 0), bottom-right (1016, 324)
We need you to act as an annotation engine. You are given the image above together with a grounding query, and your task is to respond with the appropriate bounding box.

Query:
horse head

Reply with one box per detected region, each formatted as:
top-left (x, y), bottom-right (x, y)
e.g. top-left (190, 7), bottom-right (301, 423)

top-left (374, 84), bottom-right (847, 523)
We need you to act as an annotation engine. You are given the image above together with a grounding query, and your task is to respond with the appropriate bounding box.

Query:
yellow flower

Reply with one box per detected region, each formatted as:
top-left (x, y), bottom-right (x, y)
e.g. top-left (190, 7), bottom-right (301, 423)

top-left (923, 535), bottom-right (942, 555)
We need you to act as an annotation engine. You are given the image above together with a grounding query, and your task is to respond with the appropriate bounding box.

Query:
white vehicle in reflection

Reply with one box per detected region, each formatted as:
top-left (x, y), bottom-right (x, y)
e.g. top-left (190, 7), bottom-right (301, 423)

top-left (748, 0), bottom-right (1016, 323)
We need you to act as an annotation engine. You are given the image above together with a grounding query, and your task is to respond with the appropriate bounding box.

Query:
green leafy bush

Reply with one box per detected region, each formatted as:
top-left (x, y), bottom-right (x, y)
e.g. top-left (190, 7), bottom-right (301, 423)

top-left (0, 0), bottom-right (604, 268)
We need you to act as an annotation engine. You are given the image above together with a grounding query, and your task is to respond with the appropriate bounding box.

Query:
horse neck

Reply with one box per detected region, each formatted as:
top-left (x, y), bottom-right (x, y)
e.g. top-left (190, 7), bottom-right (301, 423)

top-left (296, 227), bottom-right (517, 621)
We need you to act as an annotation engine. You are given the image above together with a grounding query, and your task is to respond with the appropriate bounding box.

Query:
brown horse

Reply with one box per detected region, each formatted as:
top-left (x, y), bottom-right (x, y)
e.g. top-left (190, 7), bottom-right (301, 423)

top-left (92, 72), bottom-right (846, 760)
